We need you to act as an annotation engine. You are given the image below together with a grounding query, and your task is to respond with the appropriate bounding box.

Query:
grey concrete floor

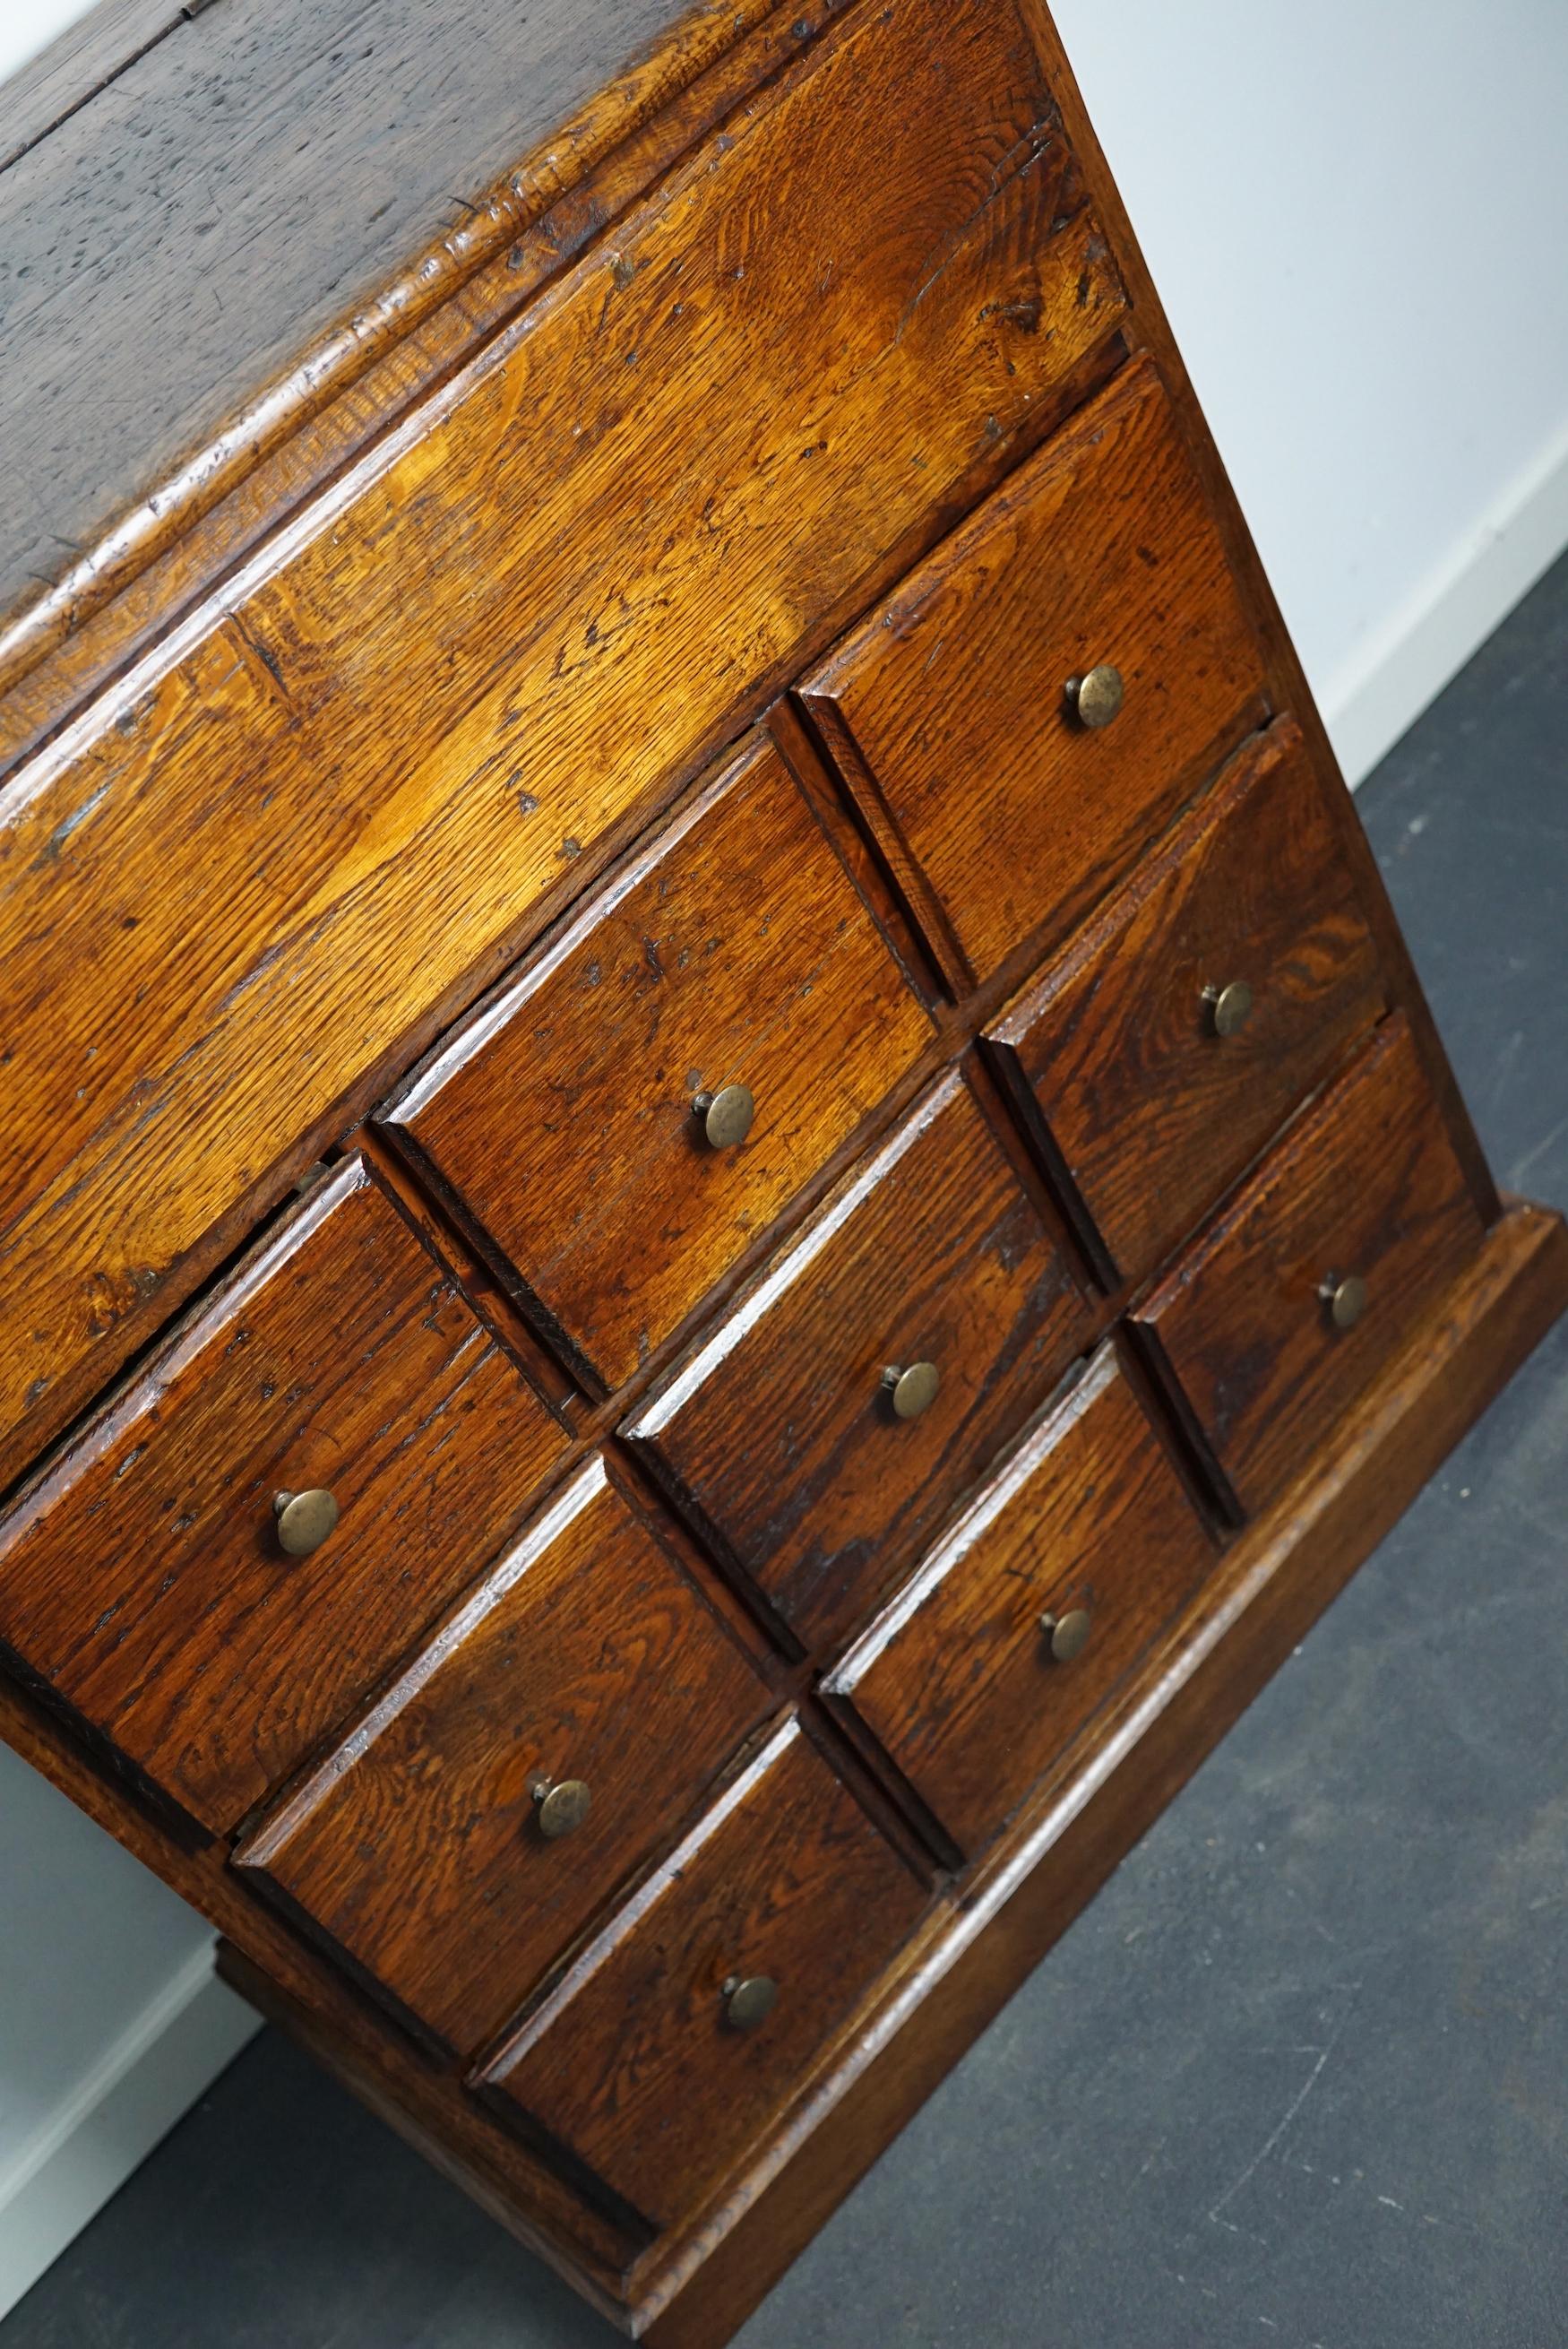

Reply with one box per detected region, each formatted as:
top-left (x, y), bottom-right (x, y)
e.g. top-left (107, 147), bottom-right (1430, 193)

top-left (5, 552), bottom-right (1566, 2349)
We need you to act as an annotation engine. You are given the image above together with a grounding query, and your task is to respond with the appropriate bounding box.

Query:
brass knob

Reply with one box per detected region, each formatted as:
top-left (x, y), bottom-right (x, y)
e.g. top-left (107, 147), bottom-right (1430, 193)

top-left (1064, 663), bottom-right (1124, 730)
top-left (532, 1777), bottom-right (592, 1840)
top-left (1319, 1273), bottom-right (1368, 1331)
top-left (882, 1360), bottom-right (940, 1421)
top-left (693, 1084), bottom-right (754, 1149)
top-left (1040, 1607), bottom-right (1091, 1663)
top-left (272, 1488), bottom-right (339, 1557)
top-left (1202, 980), bottom-right (1254, 1039)
top-left (722, 1974), bottom-right (779, 2032)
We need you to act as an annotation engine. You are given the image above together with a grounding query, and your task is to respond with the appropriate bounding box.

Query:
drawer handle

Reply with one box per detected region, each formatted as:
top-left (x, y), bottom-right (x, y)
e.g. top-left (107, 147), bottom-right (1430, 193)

top-left (882, 1360), bottom-right (941, 1421)
top-left (1319, 1272), bottom-right (1368, 1331)
top-left (1064, 663), bottom-right (1124, 730)
top-left (1202, 979), bottom-right (1254, 1038)
top-left (531, 1777), bottom-right (592, 1840)
top-left (271, 1488), bottom-right (340, 1557)
top-left (693, 1084), bottom-right (755, 1149)
top-left (1040, 1607), bottom-right (1092, 1663)
top-left (722, 1973), bottom-right (779, 2032)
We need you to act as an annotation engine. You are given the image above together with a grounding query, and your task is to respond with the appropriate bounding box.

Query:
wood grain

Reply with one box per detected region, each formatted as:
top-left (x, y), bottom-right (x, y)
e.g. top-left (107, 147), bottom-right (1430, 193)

top-left (986, 718), bottom-right (1388, 1282)
top-left (1133, 1015), bottom-right (1487, 1514)
top-left (483, 1716), bottom-right (931, 2233)
top-left (238, 1455), bottom-right (772, 2054)
top-left (0, 1155), bottom-right (568, 1831)
top-left (633, 1198), bottom-right (1568, 2348)
top-left (825, 1345), bottom-right (1216, 1856)
top-left (801, 353), bottom-right (1268, 989)
top-left (0, 3), bottom-right (856, 776)
top-left (0, 0), bottom-right (709, 644)
top-left (0, 0), bottom-right (1125, 1481)
top-left (383, 737), bottom-right (934, 1394)
top-left (625, 1066), bottom-right (1091, 1654)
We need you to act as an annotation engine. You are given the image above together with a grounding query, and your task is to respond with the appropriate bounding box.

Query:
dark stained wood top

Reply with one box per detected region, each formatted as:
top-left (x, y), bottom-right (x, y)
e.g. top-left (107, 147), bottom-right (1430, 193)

top-left (0, 0), bottom-right (702, 638)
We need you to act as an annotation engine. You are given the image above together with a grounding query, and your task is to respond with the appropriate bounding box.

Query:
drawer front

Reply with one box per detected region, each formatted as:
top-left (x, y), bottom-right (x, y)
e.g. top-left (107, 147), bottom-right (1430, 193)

top-left (481, 1717), bottom-right (929, 2232)
top-left (824, 1348), bottom-right (1215, 1857)
top-left (0, 0), bottom-right (1126, 1481)
top-left (986, 720), bottom-right (1387, 1282)
top-left (801, 356), bottom-right (1269, 990)
top-left (0, 1159), bottom-right (567, 1831)
top-left (383, 738), bottom-right (933, 1393)
top-left (237, 1458), bottom-right (771, 2053)
top-left (1132, 1015), bottom-right (1487, 1513)
top-left (625, 1067), bottom-right (1092, 1654)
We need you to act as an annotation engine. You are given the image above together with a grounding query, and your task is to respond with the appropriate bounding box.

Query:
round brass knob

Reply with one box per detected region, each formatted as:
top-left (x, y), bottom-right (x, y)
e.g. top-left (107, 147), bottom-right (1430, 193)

top-left (1202, 980), bottom-right (1254, 1039)
top-left (1064, 663), bottom-right (1124, 730)
top-left (1040, 1607), bottom-right (1092, 1663)
top-left (694, 1084), bottom-right (755, 1149)
top-left (882, 1360), bottom-right (940, 1421)
top-left (722, 1974), bottom-right (779, 2032)
top-left (533, 1778), bottom-right (592, 1840)
top-left (1320, 1272), bottom-right (1368, 1331)
top-left (272, 1488), bottom-right (340, 1557)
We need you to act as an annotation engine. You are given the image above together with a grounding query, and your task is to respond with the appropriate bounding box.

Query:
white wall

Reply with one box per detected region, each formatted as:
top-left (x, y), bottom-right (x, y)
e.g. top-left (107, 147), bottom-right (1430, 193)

top-left (1051, 0), bottom-right (1568, 779)
top-left (1, 0), bottom-right (1566, 2314)
top-left (0, 0), bottom-right (103, 87)
top-left (0, 1750), bottom-right (256, 2315)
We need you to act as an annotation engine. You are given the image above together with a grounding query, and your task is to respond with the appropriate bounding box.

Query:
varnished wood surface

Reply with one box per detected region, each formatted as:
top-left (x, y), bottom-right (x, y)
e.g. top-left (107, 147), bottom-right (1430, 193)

top-left (0, 1156), bottom-right (568, 1831)
top-left (0, 0), bottom-right (703, 638)
top-left (0, 3), bottom-right (858, 770)
top-left (634, 1199), bottom-right (1568, 2348)
top-left (239, 1456), bottom-right (772, 2053)
top-left (384, 738), bottom-right (932, 1395)
top-left (801, 355), bottom-right (1268, 989)
top-left (484, 1717), bottom-right (931, 2234)
top-left (625, 1067), bottom-right (1091, 1654)
top-left (986, 718), bottom-right (1388, 1283)
top-left (1134, 1015), bottom-right (1487, 1514)
top-left (0, 0), bottom-right (1125, 1484)
top-left (826, 1346), bottom-right (1216, 1856)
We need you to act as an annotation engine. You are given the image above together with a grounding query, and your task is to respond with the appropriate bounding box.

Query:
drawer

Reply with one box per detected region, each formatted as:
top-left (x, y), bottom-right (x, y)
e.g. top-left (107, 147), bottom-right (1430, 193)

top-left (0, 0), bottom-right (1126, 1480)
top-left (237, 1457), bottom-right (772, 2053)
top-left (1131, 1015), bottom-right (1487, 1514)
top-left (625, 1067), bottom-right (1093, 1654)
top-left (480, 1716), bottom-right (929, 2232)
top-left (801, 356), bottom-right (1269, 990)
top-left (823, 1347), bottom-right (1215, 1859)
top-left (986, 720), bottom-right (1387, 1283)
top-left (0, 1158), bottom-right (568, 1832)
top-left (382, 738), bottom-right (932, 1394)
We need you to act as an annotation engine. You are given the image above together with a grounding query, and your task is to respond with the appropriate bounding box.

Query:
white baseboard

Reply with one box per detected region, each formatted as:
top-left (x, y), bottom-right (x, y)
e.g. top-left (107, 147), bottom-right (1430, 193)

top-left (0, 1942), bottom-right (261, 2319)
top-left (1323, 412), bottom-right (1568, 788)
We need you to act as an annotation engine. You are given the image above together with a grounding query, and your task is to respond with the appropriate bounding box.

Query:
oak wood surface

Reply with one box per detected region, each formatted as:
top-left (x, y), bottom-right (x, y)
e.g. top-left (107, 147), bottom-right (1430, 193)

top-left (0, 0), bottom-right (1125, 1484)
top-left (634, 1199), bottom-right (1568, 2347)
top-left (986, 717), bottom-right (1389, 1283)
top-left (801, 354), bottom-right (1269, 989)
top-left (0, 3), bottom-right (854, 769)
top-left (826, 1345), bottom-right (1217, 1856)
top-left (484, 1717), bottom-right (932, 2234)
top-left (1133, 1015), bottom-right (1488, 1515)
top-left (0, 1155), bottom-right (569, 1831)
top-left (0, 0), bottom-right (702, 635)
top-left (238, 1455), bottom-right (773, 2053)
top-left (384, 738), bottom-right (933, 1394)
top-left (625, 1066), bottom-right (1092, 1654)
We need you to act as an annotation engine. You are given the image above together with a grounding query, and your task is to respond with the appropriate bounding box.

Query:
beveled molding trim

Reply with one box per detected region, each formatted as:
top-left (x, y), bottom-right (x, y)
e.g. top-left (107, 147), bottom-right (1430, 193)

top-left (0, 0), bottom-right (846, 730)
